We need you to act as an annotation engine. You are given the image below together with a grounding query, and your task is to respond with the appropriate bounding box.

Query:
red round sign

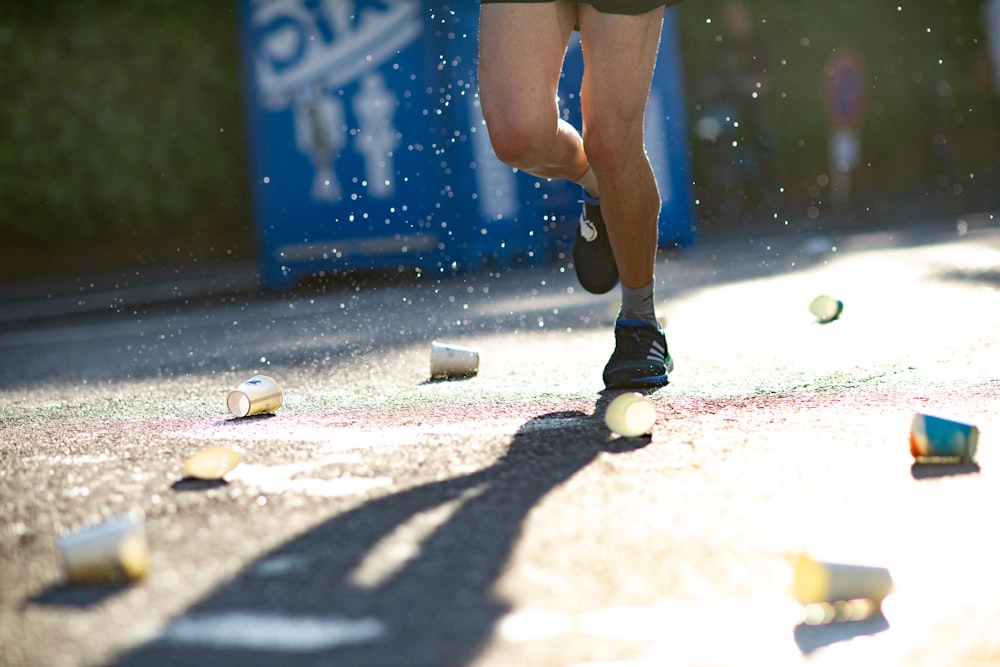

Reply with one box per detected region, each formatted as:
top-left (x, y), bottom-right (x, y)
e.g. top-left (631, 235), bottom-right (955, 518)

top-left (825, 51), bottom-right (868, 129)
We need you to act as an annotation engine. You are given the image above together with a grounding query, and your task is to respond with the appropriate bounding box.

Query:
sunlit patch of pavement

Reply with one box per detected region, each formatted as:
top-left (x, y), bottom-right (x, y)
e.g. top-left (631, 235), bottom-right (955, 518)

top-left (499, 599), bottom-right (802, 664)
top-left (497, 591), bottom-right (966, 666)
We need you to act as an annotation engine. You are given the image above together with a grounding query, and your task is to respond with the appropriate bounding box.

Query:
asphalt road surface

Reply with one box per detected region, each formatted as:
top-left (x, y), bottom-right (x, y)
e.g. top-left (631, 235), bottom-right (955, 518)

top-left (2, 213), bottom-right (1000, 667)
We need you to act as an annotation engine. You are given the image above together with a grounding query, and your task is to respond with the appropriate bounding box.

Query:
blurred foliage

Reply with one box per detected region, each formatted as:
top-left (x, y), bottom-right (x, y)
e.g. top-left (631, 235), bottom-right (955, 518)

top-left (0, 1), bottom-right (251, 264)
top-left (677, 0), bottom-right (1000, 224)
top-left (1, 1), bottom-right (998, 276)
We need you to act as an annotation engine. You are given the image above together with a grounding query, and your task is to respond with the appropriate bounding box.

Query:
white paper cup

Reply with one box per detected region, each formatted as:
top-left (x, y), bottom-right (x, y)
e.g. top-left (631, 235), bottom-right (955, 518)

top-left (429, 341), bottom-right (479, 379)
top-left (58, 510), bottom-right (149, 584)
top-left (604, 392), bottom-right (657, 437)
top-left (794, 554), bottom-right (893, 605)
top-left (809, 294), bottom-right (844, 323)
top-left (227, 375), bottom-right (283, 418)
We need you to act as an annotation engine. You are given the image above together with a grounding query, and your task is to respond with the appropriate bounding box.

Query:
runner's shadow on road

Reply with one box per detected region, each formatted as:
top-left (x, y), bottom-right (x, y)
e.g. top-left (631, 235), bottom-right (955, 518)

top-left (109, 402), bottom-right (641, 667)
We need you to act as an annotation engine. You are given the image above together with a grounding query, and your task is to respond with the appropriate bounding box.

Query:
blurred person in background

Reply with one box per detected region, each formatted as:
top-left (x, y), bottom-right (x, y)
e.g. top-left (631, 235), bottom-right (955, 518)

top-left (693, 1), bottom-right (783, 223)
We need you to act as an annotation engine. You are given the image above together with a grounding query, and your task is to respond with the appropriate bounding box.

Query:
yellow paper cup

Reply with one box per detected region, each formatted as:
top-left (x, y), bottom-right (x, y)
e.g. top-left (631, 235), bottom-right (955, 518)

top-left (794, 554), bottom-right (893, 606)
top-left (58, 510), bottom-right (149, 584)
top-left (183, 446), bottom-right (244, 480)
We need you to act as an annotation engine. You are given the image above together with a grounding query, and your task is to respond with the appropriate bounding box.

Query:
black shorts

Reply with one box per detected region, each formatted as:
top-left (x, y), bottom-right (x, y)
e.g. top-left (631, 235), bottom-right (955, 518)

top-left (480, 0), bottom-right (680, 14)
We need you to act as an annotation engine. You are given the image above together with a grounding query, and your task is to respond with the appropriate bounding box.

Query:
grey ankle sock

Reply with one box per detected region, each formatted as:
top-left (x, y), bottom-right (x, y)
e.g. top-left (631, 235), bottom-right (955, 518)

top-left (619, 281), bottom-right (657, 326)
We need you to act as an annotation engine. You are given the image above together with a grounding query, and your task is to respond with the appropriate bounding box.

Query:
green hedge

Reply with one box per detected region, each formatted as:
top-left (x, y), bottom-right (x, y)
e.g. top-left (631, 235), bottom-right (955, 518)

top-left (0, 1), bottom-right (250, 255)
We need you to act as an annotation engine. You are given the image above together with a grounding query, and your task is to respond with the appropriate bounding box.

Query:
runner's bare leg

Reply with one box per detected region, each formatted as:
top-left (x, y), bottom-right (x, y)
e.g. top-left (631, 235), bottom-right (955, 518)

top-left (478, 1), bottom-right (589, 183)
top-left (577, 5), bottom-right (664, 290)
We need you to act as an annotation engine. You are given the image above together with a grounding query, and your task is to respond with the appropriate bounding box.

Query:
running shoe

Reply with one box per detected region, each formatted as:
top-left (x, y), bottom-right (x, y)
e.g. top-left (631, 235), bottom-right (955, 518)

top-left (572, 192), bottom-right (619, 294)
top-left (603, 318), bottom-right (673, 389)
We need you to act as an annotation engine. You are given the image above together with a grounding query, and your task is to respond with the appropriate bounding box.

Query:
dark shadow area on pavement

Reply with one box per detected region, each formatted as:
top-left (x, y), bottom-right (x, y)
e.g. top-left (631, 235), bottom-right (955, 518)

top-left (793, 612), bottom-right (890, 655)
top-left (107, 397), bottom-right (642, 667)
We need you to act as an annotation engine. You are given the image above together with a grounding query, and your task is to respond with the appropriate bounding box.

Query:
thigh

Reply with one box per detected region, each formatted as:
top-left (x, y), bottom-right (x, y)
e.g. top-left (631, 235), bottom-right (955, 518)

top-left (478, 1), bottom-right (578, 118)
top-left (577, 4), bottom-right (664, 132)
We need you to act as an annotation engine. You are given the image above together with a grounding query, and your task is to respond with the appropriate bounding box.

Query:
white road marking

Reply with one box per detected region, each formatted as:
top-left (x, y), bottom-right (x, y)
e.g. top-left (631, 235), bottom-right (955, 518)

top-left (175, 416), bottom-right (581, 447)
top-left (251, 555), bottom-right (310, 577)
top-left (162, 612), bottom-right (385, 651)
top-left (166, 415), bottom-right (587, 499)
top-left (230, 462), bottom-right (392, 498)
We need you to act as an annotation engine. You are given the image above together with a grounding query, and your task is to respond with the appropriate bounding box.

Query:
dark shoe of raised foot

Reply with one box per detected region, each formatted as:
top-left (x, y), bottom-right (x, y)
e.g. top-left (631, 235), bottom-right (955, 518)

top-left (572, 196), bottom-right (619, 294)
top-left (603, 319), bottom-right (674, 389)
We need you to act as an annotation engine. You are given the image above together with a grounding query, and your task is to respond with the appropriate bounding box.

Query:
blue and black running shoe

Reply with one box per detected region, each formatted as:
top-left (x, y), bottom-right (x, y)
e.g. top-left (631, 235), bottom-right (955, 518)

top-left (603, 319), bottom-right (673, 389)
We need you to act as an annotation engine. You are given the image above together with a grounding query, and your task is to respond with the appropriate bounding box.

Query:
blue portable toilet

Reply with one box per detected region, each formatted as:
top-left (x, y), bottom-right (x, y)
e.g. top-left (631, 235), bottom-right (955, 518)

top-left (237, 2), bottom-right (693, 290)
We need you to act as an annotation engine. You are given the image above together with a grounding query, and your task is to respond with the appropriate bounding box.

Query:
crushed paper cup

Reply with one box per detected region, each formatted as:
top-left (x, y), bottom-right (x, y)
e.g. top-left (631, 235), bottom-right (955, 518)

top-left (910, 413), bottom-right (978, 463)
top-left (793, 554), bottom-right (893, 606)
top-left (227, 375), bottom-right (282, 418)
top-left (604, 392), bottom-right (657, 437)
top-left (809, 294), bottom-right (843, 324)
top-left (429, 341), bottom-right (479, 379)
top-left (58, 510), bottom-right (149, 584)
top-left (183, 446), bottom-right (244, 480)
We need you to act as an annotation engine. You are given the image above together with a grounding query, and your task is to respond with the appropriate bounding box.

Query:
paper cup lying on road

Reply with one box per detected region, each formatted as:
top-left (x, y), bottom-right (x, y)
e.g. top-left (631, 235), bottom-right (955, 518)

top-left (58, 510), bottom-right (149, 584)
top-left (183, 446), bottom-right (244, 480)
top-left (910, 413), bottom-right (978, 463)
top-left (227, 375), bottom-right (283, 418)
top-left (430, 341), bottom-right (479, 379)
top-left (809, 294), bottom-right (843, 324)
top-left (794, 554), bottom-right (893, 606)
top-left (605, 392), bottom-right (657, 437)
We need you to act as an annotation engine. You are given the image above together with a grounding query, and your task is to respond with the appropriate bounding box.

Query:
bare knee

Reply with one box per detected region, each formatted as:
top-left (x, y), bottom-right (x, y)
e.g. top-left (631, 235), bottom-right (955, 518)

top-left (482, 104), bottom-right (555, 170)
top-left (583, 118), bottom-right (642, 181)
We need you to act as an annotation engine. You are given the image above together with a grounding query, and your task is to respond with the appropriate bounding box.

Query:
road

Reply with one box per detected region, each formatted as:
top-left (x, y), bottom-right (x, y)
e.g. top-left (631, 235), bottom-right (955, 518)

top-left (2, 213), bottom-right (1000, 666)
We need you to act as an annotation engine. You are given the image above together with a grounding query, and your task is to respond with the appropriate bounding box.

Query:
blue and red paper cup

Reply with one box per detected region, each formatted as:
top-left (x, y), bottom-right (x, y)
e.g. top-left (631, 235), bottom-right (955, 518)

top-left (909, 413), bottom-right (979, 463)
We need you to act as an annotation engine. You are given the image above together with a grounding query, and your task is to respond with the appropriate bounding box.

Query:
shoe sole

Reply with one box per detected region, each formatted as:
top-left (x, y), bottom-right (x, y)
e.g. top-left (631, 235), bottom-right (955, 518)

top-left (573, 203), bottom-right (619, 295)
top-left (604, 373), bottom-right (670, 390)
top-left (603, 358), bottom-right (674, 390)
top-left (573, 242), bottom-right (619, 294)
